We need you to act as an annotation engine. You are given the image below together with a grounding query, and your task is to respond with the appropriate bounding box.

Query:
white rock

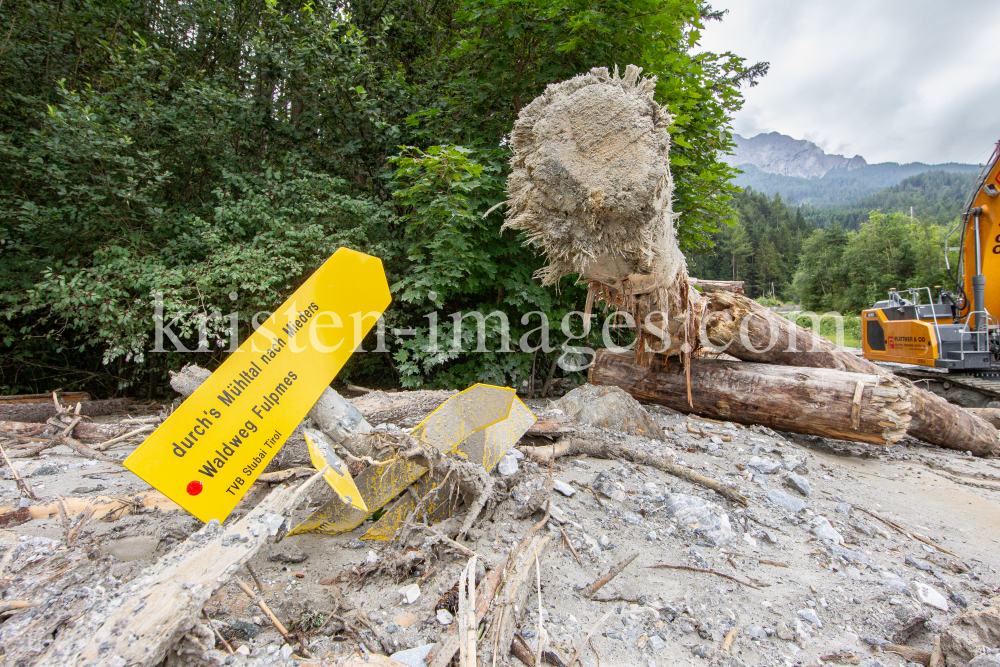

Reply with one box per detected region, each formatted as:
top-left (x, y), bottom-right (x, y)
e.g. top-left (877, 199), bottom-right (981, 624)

top-left (366, 549), bottom-right (379, 564)
top-left (236, 645), bottom-right (250, 656)
top-left (663, 493), bottom-right (734, 546)
top-left (262, 513), bottom-right (285, 537)
top-left (399, 583), bottom-right (421, 604)
top-left (797, 608), bottom-right (823, 627)
top-left (497, 454), bottom-right (519, 476)
top-left (437, 609), bottom-right (454, 625)
top-left (548, 504), bottom-right (567, 525)
top-left (794, 618), bottom-right (811, 641)
top-left (509, 448), bottom-right (524, 460)
top-left (748, 456), bottom-right (781, 474)
top-left (766, 489), bottom-right (807, 513)
top-left (280, 644), bottom-right (294, 660)
top-left (552, 480), bottom-right (576, 497)
top-left (391, 643), bottom-right (438, 667)
top-left (911, 580), bottom-right (949, 611)
top-left (812, 518), bottom-right (844, 543)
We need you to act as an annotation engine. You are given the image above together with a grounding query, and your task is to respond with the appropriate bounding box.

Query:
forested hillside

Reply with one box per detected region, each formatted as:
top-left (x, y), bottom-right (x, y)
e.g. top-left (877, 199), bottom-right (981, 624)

top-left (792, 213), bottom-right (951, 313)
top-left (0, 0), bottom-right (765, 396)
top-left (802, 170), bottom-right (977, 229)
top-left (734, 162), bottom-right (979, 209)
top-left (688, 190), bottom-right (813, 298)
top-left (691, 177), bottom-right (958, 310)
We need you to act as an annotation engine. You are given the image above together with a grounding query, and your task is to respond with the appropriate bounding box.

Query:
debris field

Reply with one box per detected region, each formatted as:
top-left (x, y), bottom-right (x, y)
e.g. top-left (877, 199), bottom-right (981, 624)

top-left (2, 384), bottom-right (1000, 667)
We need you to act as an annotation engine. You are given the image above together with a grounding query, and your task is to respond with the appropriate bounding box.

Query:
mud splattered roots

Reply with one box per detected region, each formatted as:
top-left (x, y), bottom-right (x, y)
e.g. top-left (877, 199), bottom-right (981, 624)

top-left (504, 64), bottom-right (686, 291)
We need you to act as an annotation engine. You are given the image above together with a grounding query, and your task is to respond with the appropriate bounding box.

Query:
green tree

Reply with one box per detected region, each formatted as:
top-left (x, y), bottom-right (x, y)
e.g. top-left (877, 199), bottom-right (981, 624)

top-left (717, 219), bottom-right (753, 280)
top-left (0, 0), bottom-right (766, 395)
top-left (791, 222), bottom-right (850, 312)
top-left (689, 189), bottom-right (813, 298)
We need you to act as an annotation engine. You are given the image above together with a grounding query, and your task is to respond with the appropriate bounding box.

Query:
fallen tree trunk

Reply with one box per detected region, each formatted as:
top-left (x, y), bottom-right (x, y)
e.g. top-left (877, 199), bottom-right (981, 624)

top-left (966, 407), bottom-right (1000, 428)
top-left (909, 389), bottom-right (999, 457)
top-left (700, 290), bottom-right (880, 374)
top-left (589, 350), bottom-right (912, 446)
top-left (487, 534), bottom-right (554, 666)
top-left (0, 398), bottom-right (127, 423)
top-left (0, 391), bottom-right (91, 404)
top-left (0, 420), bottom-right (141, 444)
top-left (696, 291), bottom-right (999, 455)
top-left (690, 278), bottom-right (744, 295)
top-left (0, 492), bottom-right (181, 521)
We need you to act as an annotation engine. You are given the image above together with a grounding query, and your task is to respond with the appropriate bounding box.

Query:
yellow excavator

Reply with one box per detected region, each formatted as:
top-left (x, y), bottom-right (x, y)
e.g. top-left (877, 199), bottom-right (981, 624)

top-left (861, 142), bottom-right (1000, 405)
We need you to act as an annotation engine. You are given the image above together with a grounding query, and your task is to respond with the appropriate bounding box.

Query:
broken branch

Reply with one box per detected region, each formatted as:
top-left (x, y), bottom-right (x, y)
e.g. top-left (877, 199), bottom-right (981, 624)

top-left (523, 438), bottom-right (748, 507)
top-left (581, 551), bottom-right (638, 598)
top-left (648, 563), bottom-right (760, 589)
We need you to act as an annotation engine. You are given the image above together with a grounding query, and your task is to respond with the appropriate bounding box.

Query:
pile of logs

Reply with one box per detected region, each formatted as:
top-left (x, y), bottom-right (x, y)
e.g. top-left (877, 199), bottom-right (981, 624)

top-left (588, 282), bottom-right (999, 457)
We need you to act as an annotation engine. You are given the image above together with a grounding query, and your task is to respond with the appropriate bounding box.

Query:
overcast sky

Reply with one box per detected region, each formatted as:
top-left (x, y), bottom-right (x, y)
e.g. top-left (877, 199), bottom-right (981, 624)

top-left (699, 0), bottom-right (1000, 165)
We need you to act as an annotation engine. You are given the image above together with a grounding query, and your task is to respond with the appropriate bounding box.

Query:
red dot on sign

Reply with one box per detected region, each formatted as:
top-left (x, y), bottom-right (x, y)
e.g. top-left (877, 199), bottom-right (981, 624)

top-left (187, 480), bottom-right (203, 496)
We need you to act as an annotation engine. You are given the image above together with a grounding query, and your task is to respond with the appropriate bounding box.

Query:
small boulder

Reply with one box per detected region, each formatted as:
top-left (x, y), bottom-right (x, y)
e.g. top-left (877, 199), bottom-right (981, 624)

top-left (267, 544), bottom-right (308, 564)
top-left (911, 581), bottom-right (949, 612)
top-left (766, 489), bottom-right (807, 514)
top-left (663, 493), bottom-right (734, 546)
top-left (497, 454), bottom-right (519, 476)
top-left (812, 518), bottom-right (843, 544)
top-left (748, 456), bottom-right (781, 474)
top-left (554, 384), bottom-right (662, 438)
top-left (783, 473), bottom-right (811, 497)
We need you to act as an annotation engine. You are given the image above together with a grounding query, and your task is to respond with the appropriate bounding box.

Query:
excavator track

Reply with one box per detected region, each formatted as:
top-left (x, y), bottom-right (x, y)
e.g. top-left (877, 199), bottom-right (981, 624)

top-left (875, 363), bottom-right (1000, 404)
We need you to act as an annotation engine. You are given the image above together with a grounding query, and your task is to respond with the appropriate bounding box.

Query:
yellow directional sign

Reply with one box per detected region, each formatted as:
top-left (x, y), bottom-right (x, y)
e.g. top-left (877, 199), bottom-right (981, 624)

top-left (124, 248), bottom-right (391, 523)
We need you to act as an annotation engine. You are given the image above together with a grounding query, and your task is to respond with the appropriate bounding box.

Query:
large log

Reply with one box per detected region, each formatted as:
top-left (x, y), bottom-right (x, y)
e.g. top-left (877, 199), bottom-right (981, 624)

top-left (589, 350), bottom-right (912, 446)
top-left (690, 278), bottom-right (744, 295)
top-left (35, 470), bottom-right (326, 667)
top-left (0, 398), bottom-right (127, 424)
top-left (0, 419), bottom-right (140, 443)
top-left (911, 390), bottom-right (999, 457)
top-left (700, 290), bottom-right (879, 374)
top-left (966, 407), bottom-right (1000, 428)
top-left (0, 391), bottom-right (91, 404)
top-left (694, 291), bottom-right (999, 456)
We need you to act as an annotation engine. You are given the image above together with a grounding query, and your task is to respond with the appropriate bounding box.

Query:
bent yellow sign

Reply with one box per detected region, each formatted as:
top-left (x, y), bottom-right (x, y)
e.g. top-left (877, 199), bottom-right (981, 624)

top-left (124, 248), bottom-right (391, 522)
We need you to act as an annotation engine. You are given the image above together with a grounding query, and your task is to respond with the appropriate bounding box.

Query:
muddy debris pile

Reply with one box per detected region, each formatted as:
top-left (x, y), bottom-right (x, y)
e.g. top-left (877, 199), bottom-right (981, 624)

top-left (1, 384), bottom-right (1000, 667)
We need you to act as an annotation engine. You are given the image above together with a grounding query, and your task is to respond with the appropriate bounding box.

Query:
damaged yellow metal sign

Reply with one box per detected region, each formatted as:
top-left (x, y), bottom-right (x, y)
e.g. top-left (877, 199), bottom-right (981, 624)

top-left (286, 458), bottom-right (426, 536)
top-left (365, 384), bottom-right (535, 539)
top-left (288, 384), bottom-right (535, 538)
top-left (304, 429), bottom-right (367, 512)
top-left (361, 475), bottom-right (455, 540)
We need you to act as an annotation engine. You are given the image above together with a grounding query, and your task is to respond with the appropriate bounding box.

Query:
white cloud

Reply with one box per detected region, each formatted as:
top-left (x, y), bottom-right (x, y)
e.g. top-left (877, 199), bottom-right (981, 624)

top-left (699, 0), bottom-right (1000, 164)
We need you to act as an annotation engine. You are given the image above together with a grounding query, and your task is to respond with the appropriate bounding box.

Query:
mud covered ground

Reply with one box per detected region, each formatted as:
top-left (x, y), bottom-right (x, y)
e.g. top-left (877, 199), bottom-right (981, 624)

top-left (2, 389), bottom-right (1000, 667)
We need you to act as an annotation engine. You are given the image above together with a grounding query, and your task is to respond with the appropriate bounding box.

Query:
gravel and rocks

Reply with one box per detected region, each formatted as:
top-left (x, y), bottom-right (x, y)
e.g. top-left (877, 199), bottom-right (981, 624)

top-left (2, 388), bottom-right (1000, 667)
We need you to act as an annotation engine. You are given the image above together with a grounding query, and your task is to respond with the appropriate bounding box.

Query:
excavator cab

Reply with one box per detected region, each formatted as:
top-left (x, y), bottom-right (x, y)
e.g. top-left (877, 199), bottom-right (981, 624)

top-left (861, 287), bottom-right (989, 369)
top-left (861, 141), bottom-right (1000, 379)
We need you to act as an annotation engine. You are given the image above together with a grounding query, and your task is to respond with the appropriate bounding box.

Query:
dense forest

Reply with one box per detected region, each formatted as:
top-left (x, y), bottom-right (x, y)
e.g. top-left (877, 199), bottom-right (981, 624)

top-left (801, 170), bottom-right (977, 229)
top-left (0, 0), bottom-right (767, 396)
top-left (691, 174), bottom-right (962, 312)
top-left (688, 190), bottom-right (813, 298)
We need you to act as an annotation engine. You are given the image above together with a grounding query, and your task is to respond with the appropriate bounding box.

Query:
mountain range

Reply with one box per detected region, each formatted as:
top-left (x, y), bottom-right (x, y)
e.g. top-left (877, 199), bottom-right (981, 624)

top-left (724, 132), bottom-right (981, 208)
